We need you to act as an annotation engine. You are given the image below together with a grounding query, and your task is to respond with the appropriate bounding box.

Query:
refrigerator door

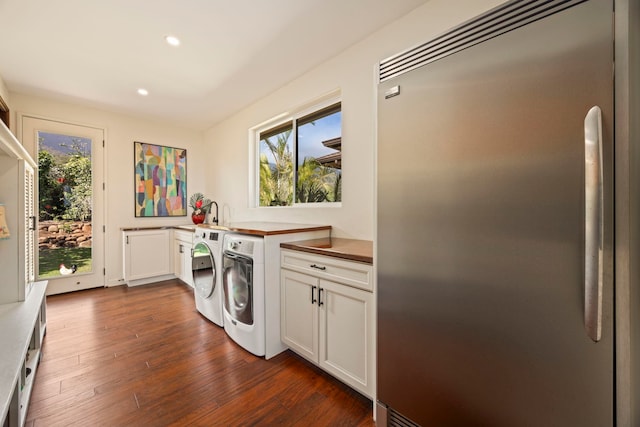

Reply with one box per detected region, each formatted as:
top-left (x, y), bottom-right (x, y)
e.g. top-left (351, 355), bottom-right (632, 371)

top-left (377, 0), bottom-right (613, 426)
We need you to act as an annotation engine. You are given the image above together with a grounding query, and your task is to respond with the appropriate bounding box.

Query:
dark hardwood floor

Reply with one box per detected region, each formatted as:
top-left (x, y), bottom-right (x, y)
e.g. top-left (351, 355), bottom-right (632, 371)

top-left (26, 279), bottom-right (375, 426)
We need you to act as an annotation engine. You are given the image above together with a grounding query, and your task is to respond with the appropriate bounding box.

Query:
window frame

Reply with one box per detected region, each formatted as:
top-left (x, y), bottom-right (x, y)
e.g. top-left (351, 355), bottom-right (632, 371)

top-left (250, 95), bottom-right (342, 208)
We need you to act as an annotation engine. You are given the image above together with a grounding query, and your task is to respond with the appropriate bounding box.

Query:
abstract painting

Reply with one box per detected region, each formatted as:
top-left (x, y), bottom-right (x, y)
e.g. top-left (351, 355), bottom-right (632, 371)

top-left (134, 142), bottom-right (187, 217)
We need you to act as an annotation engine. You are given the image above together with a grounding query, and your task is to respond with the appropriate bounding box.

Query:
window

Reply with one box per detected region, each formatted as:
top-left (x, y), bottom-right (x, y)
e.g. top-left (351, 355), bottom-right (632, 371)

top-left (257, 101), bottom-right (341, 207)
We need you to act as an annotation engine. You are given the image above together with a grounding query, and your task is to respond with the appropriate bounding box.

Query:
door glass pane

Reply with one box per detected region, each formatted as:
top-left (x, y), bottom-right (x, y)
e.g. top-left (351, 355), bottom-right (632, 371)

top-left (37, 132), bottom-right (92, 278)
top-left (223, 256), bottom-right (253, 325)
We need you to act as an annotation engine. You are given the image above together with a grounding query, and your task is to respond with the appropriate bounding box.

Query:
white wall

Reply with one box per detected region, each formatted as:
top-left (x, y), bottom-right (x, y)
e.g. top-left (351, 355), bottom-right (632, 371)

top-left (0, 76), bottom-right (9, 107)
top-left (7, 93), bottom-right (205, 287)
top-left (203, 0), bottom-right (506, 240)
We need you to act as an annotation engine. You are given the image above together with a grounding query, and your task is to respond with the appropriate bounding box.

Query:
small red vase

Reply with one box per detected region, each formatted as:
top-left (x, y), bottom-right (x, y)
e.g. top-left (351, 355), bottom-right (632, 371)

top-left (192, 213), bottom-right (206, 224)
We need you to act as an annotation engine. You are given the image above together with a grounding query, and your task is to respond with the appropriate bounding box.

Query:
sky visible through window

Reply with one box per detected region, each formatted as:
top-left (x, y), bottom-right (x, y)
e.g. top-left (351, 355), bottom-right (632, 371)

top-left (259, 111), bottom-right (341, 166)
top-left (297, 111), bottom-right (341, 166)
top-left (39, 132), bottom-right (91, 157)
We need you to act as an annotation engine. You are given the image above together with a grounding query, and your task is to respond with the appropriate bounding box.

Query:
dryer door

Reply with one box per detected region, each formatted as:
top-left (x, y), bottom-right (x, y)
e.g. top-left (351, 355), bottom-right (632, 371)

top-left (223, 251), bottom-right (254, 325)
top-left (192, 242), bottom-right (216, 298)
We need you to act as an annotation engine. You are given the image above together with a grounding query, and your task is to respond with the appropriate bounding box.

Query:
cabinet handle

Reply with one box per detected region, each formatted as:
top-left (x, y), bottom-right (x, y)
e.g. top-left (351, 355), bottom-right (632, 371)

top-left (311, 285), bottom-right (317, 304)
top-left (310, 264), bottom-right (326, 271)
top-left (126, 236), bottom-right (129, 244)
top-left (29, 216), bottom-right (36, 231)
top-left (179, 244), bottom-right (184, 254)
top-left (318, 288), bottom-right (324, 306)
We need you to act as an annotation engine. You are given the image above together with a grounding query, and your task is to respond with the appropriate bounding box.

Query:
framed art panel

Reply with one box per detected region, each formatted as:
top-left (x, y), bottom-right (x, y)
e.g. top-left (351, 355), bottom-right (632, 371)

top-left (134, 141), bottom-right (187, 217)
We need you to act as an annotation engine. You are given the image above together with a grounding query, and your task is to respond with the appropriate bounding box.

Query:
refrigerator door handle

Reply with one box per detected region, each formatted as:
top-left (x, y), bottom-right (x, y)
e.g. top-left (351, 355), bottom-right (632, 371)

top-left (584, 106), bottom-right (604, 343)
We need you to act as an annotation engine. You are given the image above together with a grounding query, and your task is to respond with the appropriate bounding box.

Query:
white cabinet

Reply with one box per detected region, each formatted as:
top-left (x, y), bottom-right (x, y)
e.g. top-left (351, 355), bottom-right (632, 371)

top-left (173, 229), bottom-right (193, 288)
top-left (318, 279), bottom-right (373, 394)
top-left (0, 281), bottom-right (47, 427)
top-left (281, 270), bottom-right (319, 361)
top-left (0, 122), bottom-right (36, 305)
top-left (122, 229), bottom-right (172, 285)
top-left (280, 249), bottom-right (374, 398)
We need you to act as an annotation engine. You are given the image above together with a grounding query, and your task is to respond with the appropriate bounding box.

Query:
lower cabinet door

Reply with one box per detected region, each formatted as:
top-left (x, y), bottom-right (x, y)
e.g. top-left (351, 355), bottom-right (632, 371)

top-left (181, 241), bottom-right (194, 288)
top-left (173, 238), bottom-right (194, 288)
top-left (174, 240), bottom-right (184, 281)
top-left (281, 269), bottom-right (319, 363)
top-left (318, 279), bottom-right (374, 397)
top-left (124, 230), bottom-right (172, 281)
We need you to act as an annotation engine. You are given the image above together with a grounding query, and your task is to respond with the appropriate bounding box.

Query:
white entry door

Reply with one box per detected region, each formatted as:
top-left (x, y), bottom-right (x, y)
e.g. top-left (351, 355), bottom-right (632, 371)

top-left (20, 115), bottom-right (105, 294)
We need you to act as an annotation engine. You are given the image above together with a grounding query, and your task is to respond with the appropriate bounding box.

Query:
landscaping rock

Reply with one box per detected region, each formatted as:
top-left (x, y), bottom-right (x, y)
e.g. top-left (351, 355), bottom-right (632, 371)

top-left (38, 221), bottom-right (92, 250)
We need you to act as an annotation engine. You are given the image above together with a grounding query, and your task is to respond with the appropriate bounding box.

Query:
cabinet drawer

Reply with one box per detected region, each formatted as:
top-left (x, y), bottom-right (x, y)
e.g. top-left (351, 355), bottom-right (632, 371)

top-left (281, 250), bottom-right (372, 292)
top-left (174, 229), bottom-right (194, 244)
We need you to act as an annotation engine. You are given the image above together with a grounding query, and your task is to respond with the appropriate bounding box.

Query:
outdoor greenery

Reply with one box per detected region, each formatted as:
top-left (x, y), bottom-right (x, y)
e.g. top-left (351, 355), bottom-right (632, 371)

top-left (260, 130), bottom-right (294, 206)
top-left (296, 157), bottom-right (341, 203)
top-left (39, 247), bottom-right (92, 278)
top-left (38, 151), bottom-right (66, 221)
top-left (38, 139), bottom-right (92, 222)
top-left (38, 136), bottom-right (93, 278)
top-left (259, 129), bottom-right (341, 206)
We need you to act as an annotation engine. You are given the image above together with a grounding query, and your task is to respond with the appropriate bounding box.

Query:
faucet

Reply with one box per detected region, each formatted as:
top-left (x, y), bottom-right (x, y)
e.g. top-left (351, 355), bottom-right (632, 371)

top-left (210, 201), bottom-right (219, 225)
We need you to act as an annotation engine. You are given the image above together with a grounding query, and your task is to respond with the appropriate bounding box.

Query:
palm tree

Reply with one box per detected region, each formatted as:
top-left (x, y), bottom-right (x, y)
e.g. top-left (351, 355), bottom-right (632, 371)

top-left (331, 170), bottom-right (342, 202)
top-left (260, 130), bottom-right (293, 206)
top-left (296, 157), bottom-right (340, 203)
top-left (259, 154), bottom-right (274, 206)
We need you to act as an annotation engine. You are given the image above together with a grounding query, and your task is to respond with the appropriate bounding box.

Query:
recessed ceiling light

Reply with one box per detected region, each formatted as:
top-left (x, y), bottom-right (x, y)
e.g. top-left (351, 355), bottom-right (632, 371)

top-left (137, 88), bottom-right (149, 96)
top-left (165, 35), bottom-right (180, 47)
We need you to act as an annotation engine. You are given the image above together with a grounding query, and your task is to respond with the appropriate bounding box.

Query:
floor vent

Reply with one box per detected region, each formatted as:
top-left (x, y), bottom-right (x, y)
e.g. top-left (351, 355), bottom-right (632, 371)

top-left (379, 0), bottom-right (586, 82)
top-left (389, 407), bottom-right (421, 427)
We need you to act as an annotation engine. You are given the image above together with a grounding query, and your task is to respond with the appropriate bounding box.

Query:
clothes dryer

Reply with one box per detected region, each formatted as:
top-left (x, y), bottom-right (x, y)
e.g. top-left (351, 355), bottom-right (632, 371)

top-left (222, 234), bottom-right (265, 356)
top-left (192, 227), bottom-right (226, 327)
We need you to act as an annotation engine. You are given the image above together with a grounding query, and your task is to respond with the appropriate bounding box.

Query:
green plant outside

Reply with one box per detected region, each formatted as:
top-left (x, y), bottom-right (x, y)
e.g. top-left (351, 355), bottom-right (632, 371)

top-left (39, 247), bottom-right (92, 278)
top-left (38, 135), bottom-right (93, 278)
top-left (260, 130), bottom-right (294, 206)
top-left (259, 129), bottom-right (341, 206)
top-left (38, 139), bottom-right (92, 222)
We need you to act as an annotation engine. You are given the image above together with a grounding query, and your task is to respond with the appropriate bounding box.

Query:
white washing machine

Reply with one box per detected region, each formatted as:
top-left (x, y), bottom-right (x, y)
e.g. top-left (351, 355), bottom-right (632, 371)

top-left (222, 234), bottom-right (265, 356)
top-left (192, 227), bottom-right (226, 327)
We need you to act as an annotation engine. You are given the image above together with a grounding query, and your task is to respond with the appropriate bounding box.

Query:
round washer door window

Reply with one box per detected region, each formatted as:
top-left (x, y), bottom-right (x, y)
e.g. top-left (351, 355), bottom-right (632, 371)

top-left (192, 242), bottom-right (216, 298)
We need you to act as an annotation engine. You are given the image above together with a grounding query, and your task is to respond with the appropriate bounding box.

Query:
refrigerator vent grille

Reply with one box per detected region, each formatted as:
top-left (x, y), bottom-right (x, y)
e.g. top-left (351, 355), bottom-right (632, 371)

top-left (389, 408), bottom-right (420, 427)
top-left (379, 0), bottom-right (587, 82)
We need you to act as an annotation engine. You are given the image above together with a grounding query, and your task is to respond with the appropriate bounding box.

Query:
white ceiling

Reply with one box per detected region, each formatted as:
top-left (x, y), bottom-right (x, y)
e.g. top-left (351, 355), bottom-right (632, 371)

top-left (0, 0), bottom-right (427, 130)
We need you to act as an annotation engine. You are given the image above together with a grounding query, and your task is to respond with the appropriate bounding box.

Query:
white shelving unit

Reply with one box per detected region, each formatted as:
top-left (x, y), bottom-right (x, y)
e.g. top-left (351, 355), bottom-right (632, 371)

top-left (0, 280), bottom-right (48, 427)
top-left (0, 121), bottom-right (37, 305)
top-left (0, 119), bottom-right (45, 426)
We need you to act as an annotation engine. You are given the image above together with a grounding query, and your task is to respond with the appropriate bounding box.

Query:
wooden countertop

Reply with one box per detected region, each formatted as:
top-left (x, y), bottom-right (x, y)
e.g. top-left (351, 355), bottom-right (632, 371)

top-left (122, 222), bottom-right (331, 237)
top-left (121, 225), bottom-right (190, 232)
top-left (280, 237), bottom-right (373, 264)
top-left (225, 222), bottom-right (331, 236)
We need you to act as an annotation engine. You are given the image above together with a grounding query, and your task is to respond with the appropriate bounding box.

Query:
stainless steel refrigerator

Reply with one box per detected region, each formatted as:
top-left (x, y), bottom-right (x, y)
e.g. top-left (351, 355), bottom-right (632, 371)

top-left (376, 0), bottom-right (615, 425)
